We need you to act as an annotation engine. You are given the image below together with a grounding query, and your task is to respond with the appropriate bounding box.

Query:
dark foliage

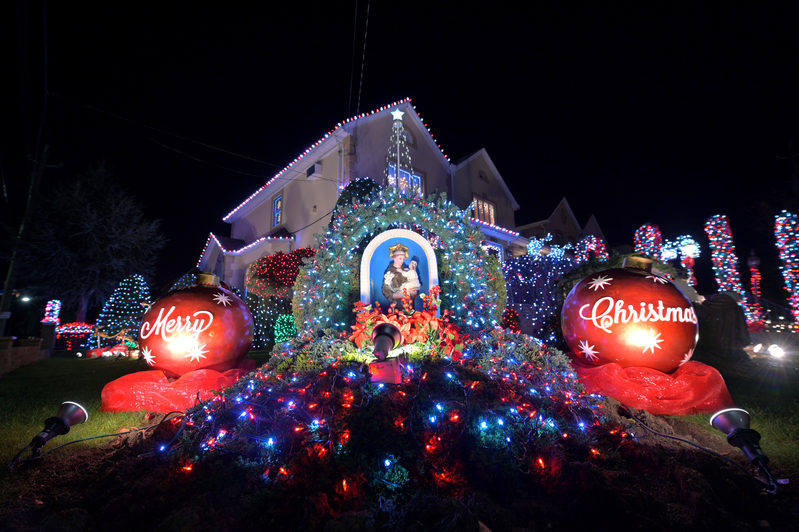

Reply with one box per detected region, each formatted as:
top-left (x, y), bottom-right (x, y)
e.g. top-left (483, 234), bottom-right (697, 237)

top-left (16, 162), bottom-right (165, 322)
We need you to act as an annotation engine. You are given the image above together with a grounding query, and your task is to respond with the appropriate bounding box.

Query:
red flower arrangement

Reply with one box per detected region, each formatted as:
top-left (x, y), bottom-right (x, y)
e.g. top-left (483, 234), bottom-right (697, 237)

top-left (347, 285), bottom-right (466, 359)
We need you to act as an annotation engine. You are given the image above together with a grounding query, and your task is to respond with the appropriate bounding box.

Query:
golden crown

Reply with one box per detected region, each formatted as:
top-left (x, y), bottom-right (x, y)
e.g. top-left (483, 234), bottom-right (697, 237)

top-left (389, 243), bottom-right (409, 257)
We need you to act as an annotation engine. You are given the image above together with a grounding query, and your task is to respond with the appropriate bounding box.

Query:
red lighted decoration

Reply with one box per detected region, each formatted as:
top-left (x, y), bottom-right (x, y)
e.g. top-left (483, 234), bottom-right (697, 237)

top-left (561, 259), bottom-right (698, 373)
top-left (138, 275), bottom-right (253, 378)
top-left (101, 273), bottom-right (254, 413)
top-left (562, 258), bottom-right (734, 414)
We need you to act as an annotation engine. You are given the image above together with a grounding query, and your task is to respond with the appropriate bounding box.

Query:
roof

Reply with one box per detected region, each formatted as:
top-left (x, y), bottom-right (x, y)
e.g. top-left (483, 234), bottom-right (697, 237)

top-left (453, 148), bottom-right (520, 211)
top-left (222, 98), bottom-right (454, 223)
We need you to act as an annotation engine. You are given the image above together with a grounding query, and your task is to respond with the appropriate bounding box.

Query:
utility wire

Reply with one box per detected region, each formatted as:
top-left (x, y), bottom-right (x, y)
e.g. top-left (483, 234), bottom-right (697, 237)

top-left (51, 93), bottom-right (283, 169)
top-left (348, 0), bottom-right (359, 118)
top-left (355, 0), bottom-right (370, 116)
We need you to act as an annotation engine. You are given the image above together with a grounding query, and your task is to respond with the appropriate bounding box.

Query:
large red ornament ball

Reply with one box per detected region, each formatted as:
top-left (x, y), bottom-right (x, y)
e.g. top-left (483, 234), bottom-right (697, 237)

top-left (138, 275), bottom-right (253, 378)
top-left (561, 262), bottom-right (698, 373)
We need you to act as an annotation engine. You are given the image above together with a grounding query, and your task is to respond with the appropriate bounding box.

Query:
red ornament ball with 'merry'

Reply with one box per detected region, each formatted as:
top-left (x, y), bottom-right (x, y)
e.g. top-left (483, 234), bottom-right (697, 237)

top-left (561, 257), bottom-right (698, 374)
top-left (138, 273), bottom-right (253, 378)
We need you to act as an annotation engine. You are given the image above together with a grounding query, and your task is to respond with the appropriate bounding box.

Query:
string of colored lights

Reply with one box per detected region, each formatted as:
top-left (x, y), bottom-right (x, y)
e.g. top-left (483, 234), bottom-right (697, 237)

top-left (159, 329), bottom-right (608, 494)
top-left (747, 256), bottom-right (766, 324)
top-left (295, 186), bottom-right (499, 335)
top-left (55, 322), bottom-right (95, 350)
top-left (676, 235), bottom-right (701, 286)
top-left (774, 211), bottom-right (799, 322)
top-left (575, 235), bottom-right (609, 262)
top-left (704, 215), bottom-right (757, 322)
top-left (41, 300), bottom-right (62, 325)
top-left (633, 224), bottom-right (662, 258)
top-left (505, 236), bottom-right (580, 341)
top-left (221, 99), bottom-right (454, 222)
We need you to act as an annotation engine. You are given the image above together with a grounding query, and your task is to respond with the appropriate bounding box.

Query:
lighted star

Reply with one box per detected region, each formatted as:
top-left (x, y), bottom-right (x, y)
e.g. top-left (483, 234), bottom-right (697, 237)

top-left (679, 348), bottom-right (694, 366)
top-left (578, 340), bottom-right (600, 362)
top-left (587, 275), bottom-right (613, 291)
top-left (391, 109), bottom-right (404, 121)
top-left (213, 292), bottom-right (232, 306)
top-left (646, 275), bottom-right (668, 284)
top-left (141, 346), bottom-right (156, 366)
top-left (636, 328), bottom-right (664, 354)
top-left (185, 343), bottom-right (209, 363)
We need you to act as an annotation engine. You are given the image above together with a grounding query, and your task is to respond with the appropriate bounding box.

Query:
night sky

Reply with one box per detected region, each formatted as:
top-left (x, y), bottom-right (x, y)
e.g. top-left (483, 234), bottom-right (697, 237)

top-left (4, 2), bottom-right (799, 304)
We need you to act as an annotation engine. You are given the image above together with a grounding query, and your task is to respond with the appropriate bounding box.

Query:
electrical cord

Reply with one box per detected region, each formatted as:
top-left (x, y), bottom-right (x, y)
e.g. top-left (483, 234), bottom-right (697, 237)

top-left (619, 403), bottom-right (782, 493)
top-left (7, 412), bottom-right (184, 473)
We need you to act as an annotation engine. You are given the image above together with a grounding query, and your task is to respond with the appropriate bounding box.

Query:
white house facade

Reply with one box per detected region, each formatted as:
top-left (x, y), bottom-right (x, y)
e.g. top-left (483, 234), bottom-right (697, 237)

top-left (196, 99), bottom-right (603, 290)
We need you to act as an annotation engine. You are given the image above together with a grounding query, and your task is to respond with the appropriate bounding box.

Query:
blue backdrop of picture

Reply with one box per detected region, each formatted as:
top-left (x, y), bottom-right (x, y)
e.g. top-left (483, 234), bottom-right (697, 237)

top-left (369, 239), bottom-right (430, 311)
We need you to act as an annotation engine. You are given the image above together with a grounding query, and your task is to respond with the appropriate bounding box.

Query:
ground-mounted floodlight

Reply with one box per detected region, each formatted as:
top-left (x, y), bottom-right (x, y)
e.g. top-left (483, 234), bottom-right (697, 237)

top-left (8, 401), bottom-right (89, 472)
top-left (710, 408), bottom-right (781, 492)
top-left (371, 323), bottom-right (403, 361)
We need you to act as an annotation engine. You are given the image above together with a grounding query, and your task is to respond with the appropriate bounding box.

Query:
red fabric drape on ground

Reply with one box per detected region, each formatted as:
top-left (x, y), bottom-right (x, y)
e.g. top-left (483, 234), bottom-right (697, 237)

top-left (572, 360), bottom-right (735, 415)
top-left (100, 359), bottom-right (257, 413)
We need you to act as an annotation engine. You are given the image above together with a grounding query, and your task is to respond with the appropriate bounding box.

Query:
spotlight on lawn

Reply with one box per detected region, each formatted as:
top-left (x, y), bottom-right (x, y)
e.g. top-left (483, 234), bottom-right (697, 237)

top-left (8, 402), bottom-right (89, 472)
top-left (767, 344), bottom-right (785, 358)
top-left (371, 323), bottom-right (402, 361)
top-left (32, 401), bottom-right (89, 448)
top-left (710, 408), bottom-right (781, 492)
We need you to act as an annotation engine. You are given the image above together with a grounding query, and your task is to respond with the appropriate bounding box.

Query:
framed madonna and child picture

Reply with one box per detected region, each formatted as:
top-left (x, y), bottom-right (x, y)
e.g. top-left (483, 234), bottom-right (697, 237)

top-left (360, 229), bottom-right (439, 315)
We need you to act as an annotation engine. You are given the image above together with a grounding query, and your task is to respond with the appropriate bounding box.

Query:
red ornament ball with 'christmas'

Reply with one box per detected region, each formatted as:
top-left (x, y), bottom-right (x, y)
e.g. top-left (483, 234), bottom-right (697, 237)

top-left (561, 258), bottom-right (698, 373)
top-left (138, 273), bottom-right (253, 378)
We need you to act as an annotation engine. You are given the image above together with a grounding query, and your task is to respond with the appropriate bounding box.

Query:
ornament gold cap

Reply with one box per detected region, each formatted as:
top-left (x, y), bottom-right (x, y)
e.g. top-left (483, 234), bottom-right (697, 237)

top-left (197, 272), bottom-right (220, 286)
top-left (623, 256), bottom-right (653, 272)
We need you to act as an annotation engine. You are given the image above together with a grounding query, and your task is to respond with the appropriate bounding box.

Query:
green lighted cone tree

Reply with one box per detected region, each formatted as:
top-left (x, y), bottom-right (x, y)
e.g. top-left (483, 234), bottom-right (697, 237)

top-left (95, 274), bottom-right (150, 345)
top-left (294, 187), bottom-right (501, 335)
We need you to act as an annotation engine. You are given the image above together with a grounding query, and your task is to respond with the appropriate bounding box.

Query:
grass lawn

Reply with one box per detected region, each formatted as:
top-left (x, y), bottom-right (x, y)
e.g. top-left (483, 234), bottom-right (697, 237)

top-left (0, 347), bottom-right (796, 530)
top-left (0, 351), bottom-right (272, 476)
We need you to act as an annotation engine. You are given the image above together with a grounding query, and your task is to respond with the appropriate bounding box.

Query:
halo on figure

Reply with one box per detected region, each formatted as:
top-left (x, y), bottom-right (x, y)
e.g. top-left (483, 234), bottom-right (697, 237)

top-left (389, 243), bottom-right (409, 258)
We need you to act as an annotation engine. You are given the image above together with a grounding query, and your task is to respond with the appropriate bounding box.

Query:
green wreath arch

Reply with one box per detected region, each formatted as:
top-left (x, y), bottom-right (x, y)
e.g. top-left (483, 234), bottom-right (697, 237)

top-left (294, 186), bottom-right (502, 335)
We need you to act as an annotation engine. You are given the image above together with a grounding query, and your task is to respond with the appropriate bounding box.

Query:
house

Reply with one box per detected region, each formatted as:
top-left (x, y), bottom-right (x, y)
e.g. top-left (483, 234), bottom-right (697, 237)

top-left (516, 198), bottom-right (606, 249)
top-left (197, 98), bottom-right (531, 289)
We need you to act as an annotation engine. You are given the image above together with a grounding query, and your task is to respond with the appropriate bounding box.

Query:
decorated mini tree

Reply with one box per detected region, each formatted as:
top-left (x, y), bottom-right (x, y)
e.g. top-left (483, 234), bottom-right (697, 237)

top-left (95, 274), bottom-right (150, 345)
top-left (774, 211), bottom-right (799, 322)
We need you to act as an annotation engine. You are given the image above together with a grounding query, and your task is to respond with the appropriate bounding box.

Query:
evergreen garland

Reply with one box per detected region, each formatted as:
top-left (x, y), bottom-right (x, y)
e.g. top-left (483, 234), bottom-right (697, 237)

top-left (294, 189), bottom-right (499, 335)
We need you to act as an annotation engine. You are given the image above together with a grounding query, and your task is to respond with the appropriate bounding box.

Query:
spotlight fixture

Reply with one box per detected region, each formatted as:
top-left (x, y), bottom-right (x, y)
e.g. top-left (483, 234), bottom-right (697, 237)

top-left (710, 408), bottom-right (781, 492)
top-left (371, 323), bottom-right (402, 361)
top-left (8, 401), bottom-right (89, 472)
top-left (767, 344), bottom-right (785, 358)
top-left (33, 401), bottom-right (89, 447)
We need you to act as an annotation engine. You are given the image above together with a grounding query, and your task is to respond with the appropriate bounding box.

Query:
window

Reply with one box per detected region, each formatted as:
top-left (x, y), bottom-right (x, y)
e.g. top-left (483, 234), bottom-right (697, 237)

top-left (387, 163), bottom-right (424, 198)
top-left (472, 196), bottom-right (496, 225)
top-left (272, 194), bottom-right (283, 227)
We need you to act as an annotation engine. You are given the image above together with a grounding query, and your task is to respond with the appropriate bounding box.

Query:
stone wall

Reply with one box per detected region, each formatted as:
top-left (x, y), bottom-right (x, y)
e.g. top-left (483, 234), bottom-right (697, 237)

top-left (0, 338), bottom-right (47, 377)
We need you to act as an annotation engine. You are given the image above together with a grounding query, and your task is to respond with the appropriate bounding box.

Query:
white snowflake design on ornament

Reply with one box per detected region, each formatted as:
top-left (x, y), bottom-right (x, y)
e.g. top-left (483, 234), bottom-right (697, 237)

top-left (578, 340), bottom-right (600, 361)
top-left (141, 346), bottom-right (156, 366)
top-left (587, 275), bottom-right (613, 291)
top-left (185, 343), bottom-right (209, 363)
top-left (679, 348), bottom-right (694, 367)
top-left (636, 328), bottom-right (664, 353)
top-left (213, 292), bottom-right (232, 306)
top-left (646, 275), bottom-right (668, 284)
